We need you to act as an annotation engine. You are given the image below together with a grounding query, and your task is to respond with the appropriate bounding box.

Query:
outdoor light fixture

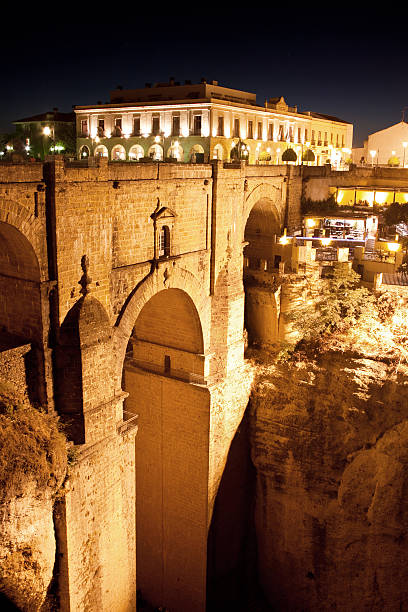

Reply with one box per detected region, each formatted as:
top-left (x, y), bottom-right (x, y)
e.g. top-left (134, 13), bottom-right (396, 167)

top-left (387, 242), bottom-right (401, 252)
top-left (43, 126), bottom-right (51, 136)
top-left (321, 237), bottom-right (332, 246)
top-left (370, 150), bottom-right (377, 166)
top-left (279, 228), bottom-right (290, 245)
top-left (306, 218), bottom-right (316, 228)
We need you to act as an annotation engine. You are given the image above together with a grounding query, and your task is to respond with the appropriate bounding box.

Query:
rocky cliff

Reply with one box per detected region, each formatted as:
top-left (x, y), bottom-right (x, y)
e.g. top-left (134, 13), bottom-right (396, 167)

top-left (249, 350), bottom-right (408, 611)
top-left (0, 390), bottom-right (67, 611)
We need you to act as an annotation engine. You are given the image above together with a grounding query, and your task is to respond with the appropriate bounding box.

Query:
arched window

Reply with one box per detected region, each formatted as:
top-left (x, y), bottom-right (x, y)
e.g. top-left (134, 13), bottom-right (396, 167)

top-left (94, 145), bottom-right (108, 158)
top-left (111, 144), bottom-right (126, 161)
top-left (212, 144), bottom-right (224, 160)
top-left (129, 144), bottom-right (144, 161)
top-left (79, 145), bottom-right (90, 159)
top-left (159, 225), bottom-right (170, 258)
top-left (147, 144), bottom-right (163, 161)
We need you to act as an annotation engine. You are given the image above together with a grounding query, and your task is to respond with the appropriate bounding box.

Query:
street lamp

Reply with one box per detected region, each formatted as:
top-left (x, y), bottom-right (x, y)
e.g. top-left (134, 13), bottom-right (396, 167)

top-left (43, 125), bottom-right (55, 156)
top-left (403, 142), bottom-right (407, 168)
top-left (370, 150), bottom-right (376, 166)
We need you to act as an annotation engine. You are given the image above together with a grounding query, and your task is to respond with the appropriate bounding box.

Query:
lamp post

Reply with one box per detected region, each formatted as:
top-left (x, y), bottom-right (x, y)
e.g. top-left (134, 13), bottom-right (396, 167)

top-left (370, 149), bottom-right (376, 167)
top-left (403, 142), bottom-right (407, 168)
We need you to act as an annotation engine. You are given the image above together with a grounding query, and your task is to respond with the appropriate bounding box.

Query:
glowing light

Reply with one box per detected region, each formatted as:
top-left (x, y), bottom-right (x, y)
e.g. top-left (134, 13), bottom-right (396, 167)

top-left (321, 237), bottom-right (332, 246)
top-left (94, 136), bottom-right (100, 144)
top-left (43, 126), bottom-right (51, 136)
top-left (202, 127), bottom-right (210, 137)
top-left (392, 150), bottom-right (396, 156)
top-left (387, 242), bottom-right (401, 252)
top-left (143, 133), bottom-right (150, 138)
top-left (105, 130), bottom-right (111, 138)
top-left (306, 218), bottom-right (316, 228)
top-left (403, 142), bottom-right (408, 148)
top-left (182, 127), bottom-right (189, 137)
top-left (279, 228), bottom-right (290, 245)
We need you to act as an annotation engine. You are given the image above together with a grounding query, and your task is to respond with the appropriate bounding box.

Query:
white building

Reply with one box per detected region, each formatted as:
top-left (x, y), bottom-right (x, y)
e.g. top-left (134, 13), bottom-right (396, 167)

top-left (353, 121), bottom-right (408, 167)
top-left (75, 78), bottom-right (353, 166)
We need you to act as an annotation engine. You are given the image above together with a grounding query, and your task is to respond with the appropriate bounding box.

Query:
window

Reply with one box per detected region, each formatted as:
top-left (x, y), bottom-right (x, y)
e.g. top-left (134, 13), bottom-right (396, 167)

top-left (257, 122), bottom-right (262, 140)
top-left (305, 129), bottom-right (308, 142)
top-left (172, 115), bottom-right (180, 136)
top-left (218, 116), bottom-right (224, 137)
top-left (152, 116), bottom-right (160, 135)
top-left (80, 119), bottom-right (88, 137)
top-left (336, 134), bottom-right (339, 147)
top-left (193, 115), bottom-right (202, 136)
top-left (311, 130), bottom-right (315, 144)
top-left (298, 127), bottom-right (301, 142)
top-left (97, 119), bottom-right (105, 137)
top-left (324, 132), bottom-right (328, 145)
top-left (233, 118), bottom-right (240, 138)
top-left (113, 118), bottom-right (122, 137)
top-left (159, 225), bottom-right (170, 258)
top-left (248, 121), bottom-right (253, 139)
top-left (133, 116), bottom-right (141, 136)
top-left (341, 135), bottom-right (344, 147)
top-left (278, 124), bottom-right (284, 141)
top-left (318, 131), bottom-right (321, 145)
top-left (268, 123), bottom-right (274, 141)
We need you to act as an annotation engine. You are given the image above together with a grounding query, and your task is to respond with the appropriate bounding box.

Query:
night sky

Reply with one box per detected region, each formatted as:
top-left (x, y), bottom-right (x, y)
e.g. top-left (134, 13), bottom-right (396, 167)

top-left (1, 12), bottom-right (407, 147)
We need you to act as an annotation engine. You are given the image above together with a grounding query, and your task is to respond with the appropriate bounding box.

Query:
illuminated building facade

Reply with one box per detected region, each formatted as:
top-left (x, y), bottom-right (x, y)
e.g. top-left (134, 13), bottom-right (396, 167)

top-left (75, 79), bottom-right (352, 166)
top-left (353, 121), bottom-right (408, 167)
top-left (13, 110), bottom-right (75, 160)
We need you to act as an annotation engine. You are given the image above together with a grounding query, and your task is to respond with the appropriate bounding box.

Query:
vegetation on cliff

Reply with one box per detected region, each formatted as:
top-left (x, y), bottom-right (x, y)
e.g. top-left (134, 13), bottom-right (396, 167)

top-left (0, 383), bottom-right (67, 504)
top-left (284, 263), bottom-right (408, 366)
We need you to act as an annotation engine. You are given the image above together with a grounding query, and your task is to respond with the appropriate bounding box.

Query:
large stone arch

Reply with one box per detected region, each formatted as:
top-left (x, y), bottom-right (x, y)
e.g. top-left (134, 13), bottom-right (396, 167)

top-left (0, 199), bottom-right (48, 281)
top-left (119, 266), bottom-right (211, 611)
top-left (113, 264), bottom-right (210, 388)
top-left (242, 183), bottom-right (285, 347)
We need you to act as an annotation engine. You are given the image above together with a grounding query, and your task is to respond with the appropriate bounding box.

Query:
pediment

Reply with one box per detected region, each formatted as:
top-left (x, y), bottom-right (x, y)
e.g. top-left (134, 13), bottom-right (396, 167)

top-left (151, 206), bottom-right (177, 221)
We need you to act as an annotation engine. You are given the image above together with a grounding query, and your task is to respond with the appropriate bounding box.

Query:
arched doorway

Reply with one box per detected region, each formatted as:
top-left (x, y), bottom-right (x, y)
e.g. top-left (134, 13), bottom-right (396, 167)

top-left (94, 144), bottom-right (108, 158)
top-left (79, 144), bottom-right (90, 158)
top-left (0, 221), bottom-right (44, 404)
top-left (111, 144), bottom-right (126, 161)
top-left (243, 197), bottom-right (281, 345)
top-left (123, 288), bottom-right (209, 611)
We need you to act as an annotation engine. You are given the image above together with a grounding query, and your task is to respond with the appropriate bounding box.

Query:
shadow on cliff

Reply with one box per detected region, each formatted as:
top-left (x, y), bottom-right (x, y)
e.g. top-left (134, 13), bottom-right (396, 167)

top-left (206, 409), bottom-right (274, 612)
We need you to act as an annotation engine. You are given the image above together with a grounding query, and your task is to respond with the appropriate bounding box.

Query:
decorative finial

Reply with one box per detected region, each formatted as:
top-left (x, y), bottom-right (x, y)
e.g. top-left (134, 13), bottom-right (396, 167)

top-left (79, 254), bottom-right (92, 296)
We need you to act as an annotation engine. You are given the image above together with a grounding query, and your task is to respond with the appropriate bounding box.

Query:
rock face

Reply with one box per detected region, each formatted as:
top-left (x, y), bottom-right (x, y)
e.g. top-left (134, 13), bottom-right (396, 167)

top-left (0, 484), bottom-right (58, 611)
top-left (0, 403), bottom-right (67, 611)
top-left (250, 352), bottom-right (408, 611)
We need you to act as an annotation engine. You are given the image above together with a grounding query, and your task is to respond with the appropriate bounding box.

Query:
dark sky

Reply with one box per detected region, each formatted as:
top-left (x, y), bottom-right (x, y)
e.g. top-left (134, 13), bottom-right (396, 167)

top-left (1, 12), bottom-right (407, 147)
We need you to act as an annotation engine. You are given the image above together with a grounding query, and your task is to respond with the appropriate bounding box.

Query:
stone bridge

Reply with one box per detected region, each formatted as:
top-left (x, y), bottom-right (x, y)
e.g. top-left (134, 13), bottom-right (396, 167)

top-left (0, 158), bottom-right (302, 611)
